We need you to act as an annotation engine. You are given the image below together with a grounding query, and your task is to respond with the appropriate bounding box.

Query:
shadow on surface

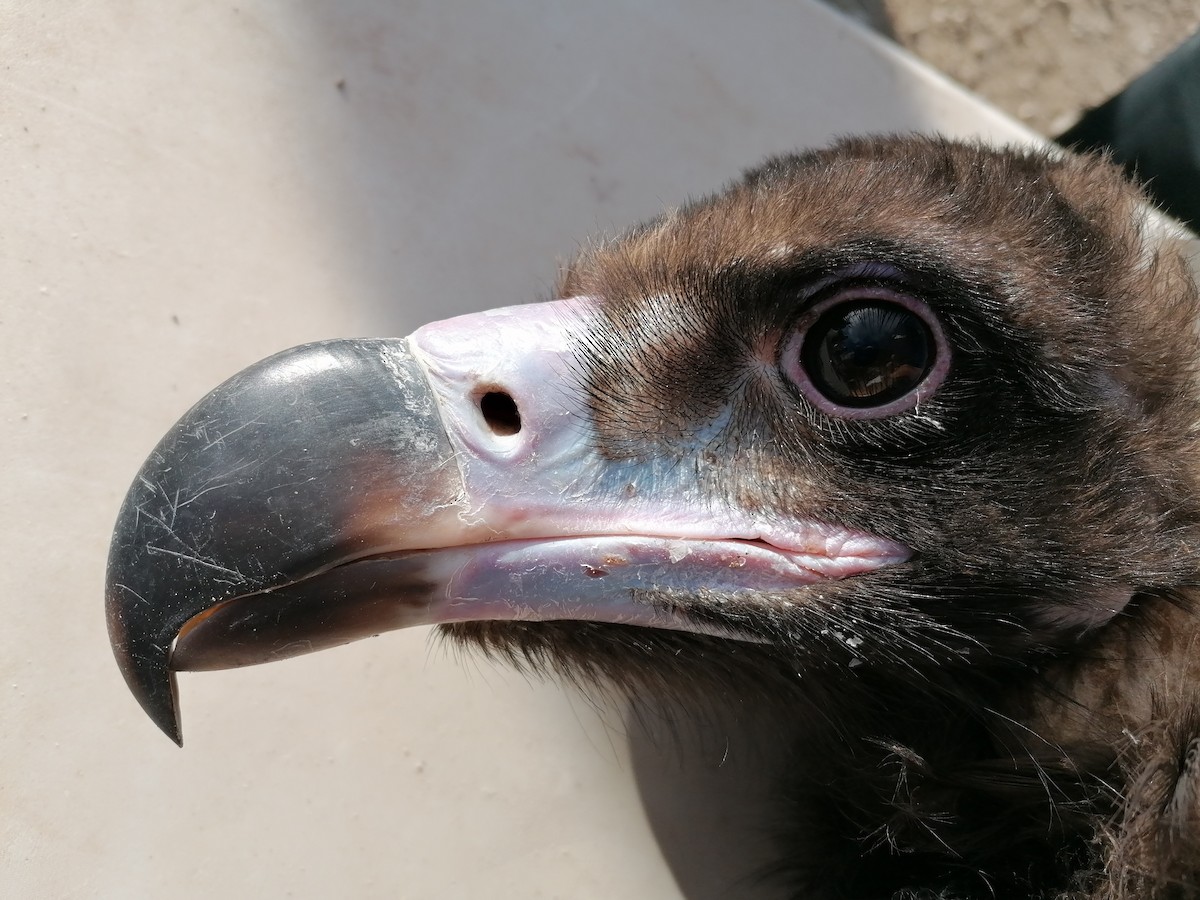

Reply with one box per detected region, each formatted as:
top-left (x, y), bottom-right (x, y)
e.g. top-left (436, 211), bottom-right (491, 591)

top-left (627, 701), bottom-right (802, 900)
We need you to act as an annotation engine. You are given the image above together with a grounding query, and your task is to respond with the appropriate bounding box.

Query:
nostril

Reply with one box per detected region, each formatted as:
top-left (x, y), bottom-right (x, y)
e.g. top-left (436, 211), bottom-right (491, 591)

top-left (479, 390), bottom-right (521, 436)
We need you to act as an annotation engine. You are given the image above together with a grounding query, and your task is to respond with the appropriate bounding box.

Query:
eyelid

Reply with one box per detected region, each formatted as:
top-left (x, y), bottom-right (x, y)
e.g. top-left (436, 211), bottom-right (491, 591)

top-left (790, 263), bottom-right (913, 306)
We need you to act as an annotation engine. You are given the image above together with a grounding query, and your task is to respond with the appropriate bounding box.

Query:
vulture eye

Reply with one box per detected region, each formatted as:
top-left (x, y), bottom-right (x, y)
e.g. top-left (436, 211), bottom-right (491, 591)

top-left (782, 287), bottom-right (948, 418)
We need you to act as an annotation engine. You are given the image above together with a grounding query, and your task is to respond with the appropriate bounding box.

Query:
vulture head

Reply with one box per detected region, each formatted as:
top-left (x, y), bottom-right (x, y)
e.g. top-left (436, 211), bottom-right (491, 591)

top-left (107, 136), bottom-right (1200, 898)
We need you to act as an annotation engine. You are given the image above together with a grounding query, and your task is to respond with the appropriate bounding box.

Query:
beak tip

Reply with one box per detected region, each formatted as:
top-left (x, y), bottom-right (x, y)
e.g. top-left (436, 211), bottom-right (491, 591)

top-left (108, 617), bottom-right (185, 745)
top-left (107, 530), bottom-right (188, 746)
top-left (137, 671), bottom-right (184, 746)
top-left (121, 654), bottom-right (185, 746)
top-left (151, 687), bottom-right (184, 747)
top-left (141, 698), bottom-right (183, 746)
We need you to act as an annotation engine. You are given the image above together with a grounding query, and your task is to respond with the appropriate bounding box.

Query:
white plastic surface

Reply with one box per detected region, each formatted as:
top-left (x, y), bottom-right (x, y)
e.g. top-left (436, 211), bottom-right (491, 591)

top-left (1, 2), bottom-right (1037, 897)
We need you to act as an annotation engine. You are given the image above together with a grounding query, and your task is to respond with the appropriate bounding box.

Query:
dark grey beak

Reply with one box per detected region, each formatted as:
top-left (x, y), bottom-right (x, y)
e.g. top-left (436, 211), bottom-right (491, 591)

top-left (105, 339), bottom-right (460, 744)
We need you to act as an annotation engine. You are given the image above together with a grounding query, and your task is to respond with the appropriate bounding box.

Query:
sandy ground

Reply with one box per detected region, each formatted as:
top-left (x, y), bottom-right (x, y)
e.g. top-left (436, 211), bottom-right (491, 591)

top-left (826, 0), bottom-right (1200, 134)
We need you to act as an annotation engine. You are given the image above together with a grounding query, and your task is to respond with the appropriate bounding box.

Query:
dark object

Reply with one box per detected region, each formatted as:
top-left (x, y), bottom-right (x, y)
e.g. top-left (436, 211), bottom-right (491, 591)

top-left (107, 137), bottom-right (1200, 899)
top-left (1059, 29), bottom-right (1200, 228)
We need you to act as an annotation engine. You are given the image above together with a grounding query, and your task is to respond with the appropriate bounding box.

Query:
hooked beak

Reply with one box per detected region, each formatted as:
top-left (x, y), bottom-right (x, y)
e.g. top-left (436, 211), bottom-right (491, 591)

top-left (106, 299), bottom-right (909, 744)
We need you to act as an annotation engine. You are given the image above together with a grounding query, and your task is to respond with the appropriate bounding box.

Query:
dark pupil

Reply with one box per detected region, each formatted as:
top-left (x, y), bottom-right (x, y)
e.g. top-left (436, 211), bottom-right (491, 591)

top-left (802, 301), bottom-right (933, 407)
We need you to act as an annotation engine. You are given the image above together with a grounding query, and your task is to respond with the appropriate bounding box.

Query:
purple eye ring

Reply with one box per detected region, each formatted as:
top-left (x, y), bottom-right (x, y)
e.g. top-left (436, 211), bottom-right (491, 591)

top-left (780, 286), bottom-right (951, 419)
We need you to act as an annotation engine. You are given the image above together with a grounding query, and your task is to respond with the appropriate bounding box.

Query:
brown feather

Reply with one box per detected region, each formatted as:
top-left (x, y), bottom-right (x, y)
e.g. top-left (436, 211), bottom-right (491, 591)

top-left (451, 136), bottom-right (1200, 898)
